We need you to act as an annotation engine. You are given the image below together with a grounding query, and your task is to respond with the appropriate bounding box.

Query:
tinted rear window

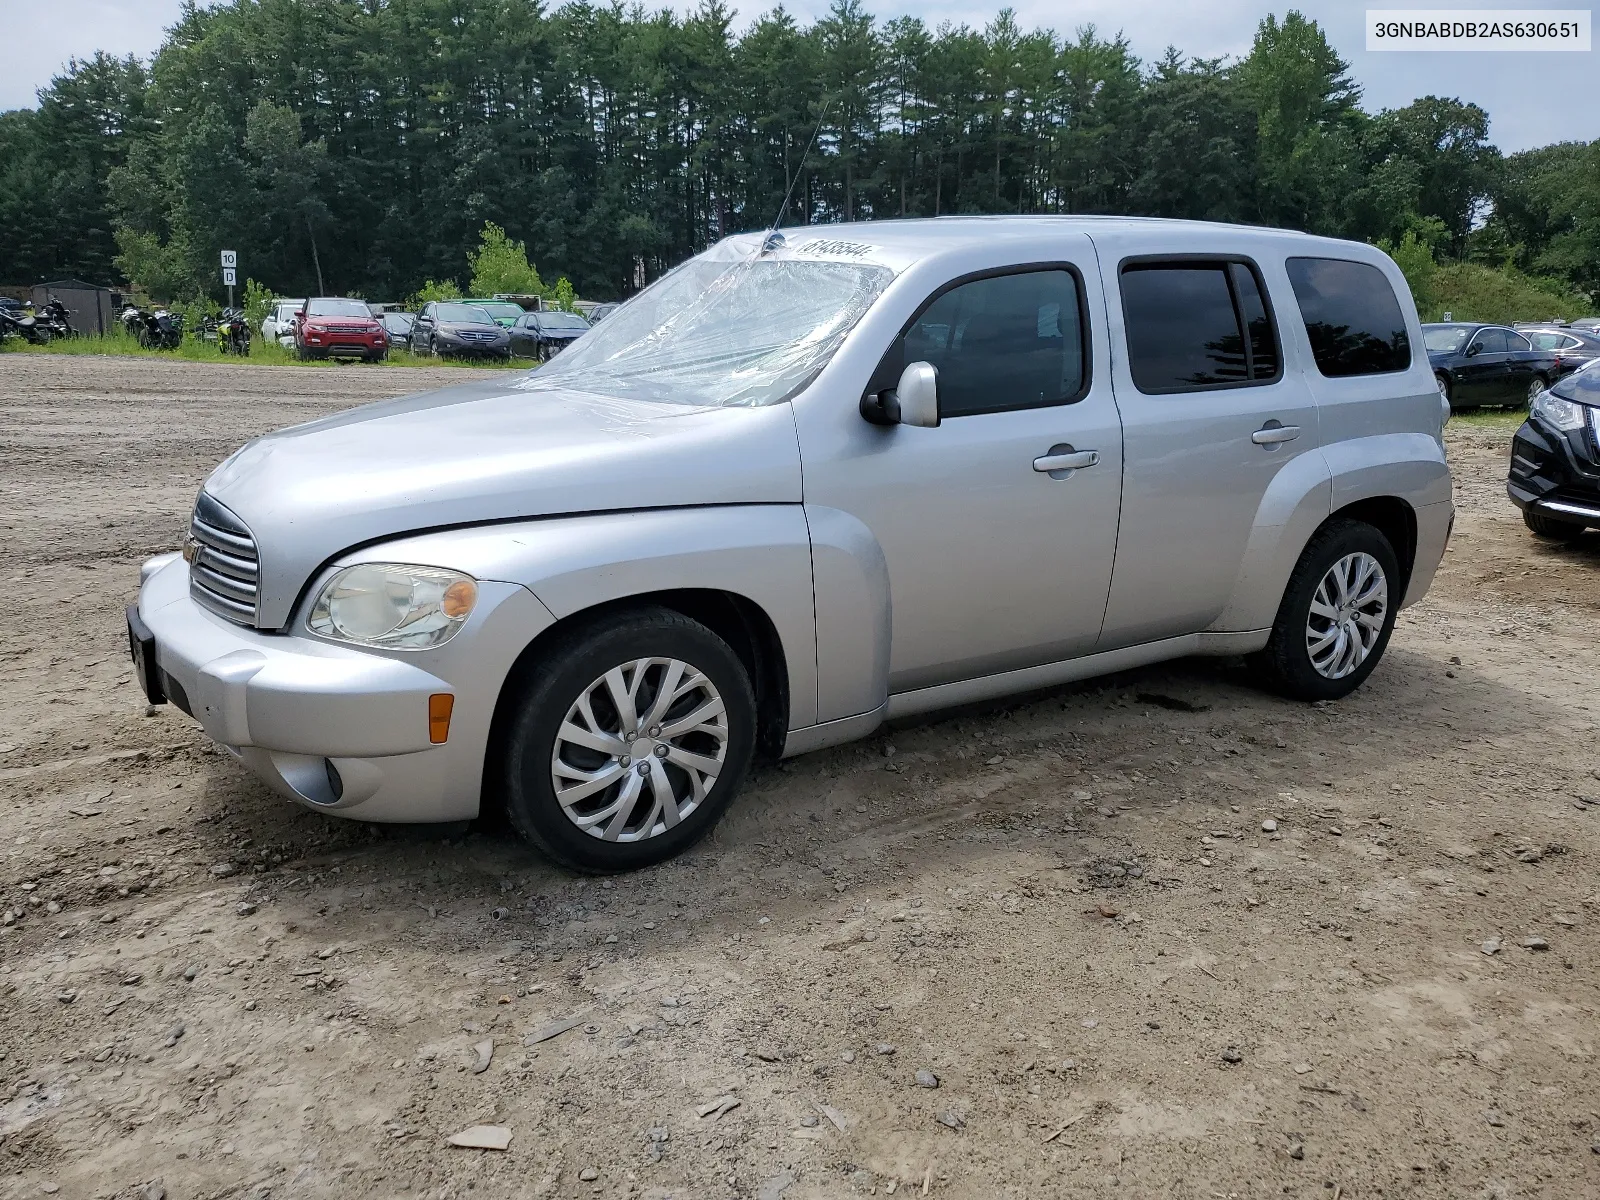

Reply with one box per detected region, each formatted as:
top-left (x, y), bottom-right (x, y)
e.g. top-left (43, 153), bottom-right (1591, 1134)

top-left (1120, 261), bottom-right (1281, 393)
top-left (1286, 257), bottom-right (1411, 377)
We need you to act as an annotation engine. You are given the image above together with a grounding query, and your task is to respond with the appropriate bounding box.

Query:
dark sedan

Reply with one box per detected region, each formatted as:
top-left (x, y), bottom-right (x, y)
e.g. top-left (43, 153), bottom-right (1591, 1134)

top-left (1424, 322), bottom-right (1560, 409)
top-left (408, 302), bottom-right (510, 360)
top-left (1507, 361), bottom-right (1600, 541)
top-left (1520, 326), bottom-right (1600, 378)
top-left (379, 312), bottom-right (416, 342)
top-left (510, 309), bottom-right (590, 361)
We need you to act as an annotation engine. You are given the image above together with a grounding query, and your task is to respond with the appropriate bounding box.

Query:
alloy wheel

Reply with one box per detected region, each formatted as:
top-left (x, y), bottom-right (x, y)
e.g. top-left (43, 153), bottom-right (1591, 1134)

top-left (550, 656), bottom-right (729, 842)
top-left (1527, 377), bottom-right (1547, 405)
top-left (1305, 552), bottom-right (1389, 680)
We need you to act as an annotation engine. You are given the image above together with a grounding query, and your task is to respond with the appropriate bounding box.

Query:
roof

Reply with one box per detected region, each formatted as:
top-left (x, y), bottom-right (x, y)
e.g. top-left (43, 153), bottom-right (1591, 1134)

top-left (37, 278), bottom-right (112, 291)
top-left (714, 215), bottom-right (1359, 275)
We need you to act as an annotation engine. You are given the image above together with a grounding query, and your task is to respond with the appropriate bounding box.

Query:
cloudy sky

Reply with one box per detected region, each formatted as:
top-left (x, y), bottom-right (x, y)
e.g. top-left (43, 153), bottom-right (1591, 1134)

top-left (3, 0), bottom-right (1594, 153)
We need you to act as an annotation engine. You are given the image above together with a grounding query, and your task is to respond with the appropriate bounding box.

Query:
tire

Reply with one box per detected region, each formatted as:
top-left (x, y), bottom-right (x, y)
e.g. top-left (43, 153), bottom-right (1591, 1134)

top-left (1525, 376), bottom-right (1548, 408)
top-left (1252, 518), bottom-right (1401, 702)
top-left (1434, 373), bottom-right (1452, 406)
top-left (498, 607), bottom-right (757, 872)
top-left (368, 349), bottom-right (388, 363)
top-left (1523, 509), bottom-right (1586, 541)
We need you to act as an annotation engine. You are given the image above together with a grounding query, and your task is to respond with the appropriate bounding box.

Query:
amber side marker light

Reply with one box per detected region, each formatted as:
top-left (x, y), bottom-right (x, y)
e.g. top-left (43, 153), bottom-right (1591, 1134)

top-left (428, 694), bottom-right (455, 744)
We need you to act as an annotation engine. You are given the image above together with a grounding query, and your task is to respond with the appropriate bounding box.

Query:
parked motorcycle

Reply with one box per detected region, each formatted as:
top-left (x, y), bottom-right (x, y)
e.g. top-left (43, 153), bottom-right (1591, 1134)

top-left (120, 304), bottom-right (183, 350)
top-left (0, 307), bottom-right (51, 344)
top-left (200, 307), bottom-right (251, 355)
top-left (31, 298), bottom-right (74, 339)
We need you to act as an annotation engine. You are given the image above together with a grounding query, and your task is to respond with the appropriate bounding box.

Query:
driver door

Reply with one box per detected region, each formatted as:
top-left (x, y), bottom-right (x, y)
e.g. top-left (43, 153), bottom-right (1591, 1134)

top-left (1460, 328), bottom-right (1508, 403)
top-left (802, 251), bottom-right (1124, 695)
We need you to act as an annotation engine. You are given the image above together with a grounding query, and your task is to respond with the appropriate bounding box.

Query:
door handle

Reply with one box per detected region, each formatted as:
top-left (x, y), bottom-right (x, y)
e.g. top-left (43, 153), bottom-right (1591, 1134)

top-left (1033, 446), bottom-right (1099, 475)
top-left (1251, 423), bottom-right (1300, 446)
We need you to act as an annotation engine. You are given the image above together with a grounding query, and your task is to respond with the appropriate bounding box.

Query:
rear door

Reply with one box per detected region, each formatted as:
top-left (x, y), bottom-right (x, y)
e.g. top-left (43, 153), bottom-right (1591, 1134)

top-left (1502, 328), bottom-right (1539, 401)
top-left (1098, 252), bottom-right (1318, 648)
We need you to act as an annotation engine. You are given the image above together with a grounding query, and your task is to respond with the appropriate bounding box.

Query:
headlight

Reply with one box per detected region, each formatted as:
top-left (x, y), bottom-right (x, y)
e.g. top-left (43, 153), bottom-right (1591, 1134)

top-left (308, 563), bottom-right (478, 650)
top-left (1531, 389), bottom-right (1589, 433)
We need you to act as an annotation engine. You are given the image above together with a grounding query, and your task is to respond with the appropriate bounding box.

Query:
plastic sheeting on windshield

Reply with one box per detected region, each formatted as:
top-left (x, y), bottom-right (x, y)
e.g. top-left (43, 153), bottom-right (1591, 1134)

top-left (517, 250), bottom-right (894, 408)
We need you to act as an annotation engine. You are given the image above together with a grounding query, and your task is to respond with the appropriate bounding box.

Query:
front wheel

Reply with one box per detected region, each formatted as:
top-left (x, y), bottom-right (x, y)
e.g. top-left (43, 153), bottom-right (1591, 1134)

top-left (1252, 519), bottom-right (1401, 702)
top-left (1524, 509), bottom-right (1586, 541)
top-left (1435, 373), bottom-right (1452, 406)
top-left (498, 608), bottom-right (757, 872)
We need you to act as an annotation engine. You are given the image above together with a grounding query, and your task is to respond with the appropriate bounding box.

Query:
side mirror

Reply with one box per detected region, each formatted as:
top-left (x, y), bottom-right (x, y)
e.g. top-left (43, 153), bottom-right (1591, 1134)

top-left (860, 360), bottom-right (942, 428)
top-left (1465, 342), bottom-right (1480, 357)
top-left (891, 361), bottom-right (940, 427)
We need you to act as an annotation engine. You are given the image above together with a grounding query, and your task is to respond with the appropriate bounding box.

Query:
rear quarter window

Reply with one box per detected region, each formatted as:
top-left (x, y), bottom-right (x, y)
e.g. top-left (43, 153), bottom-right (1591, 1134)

top-left (1285, 257), bottom-right (1412, 377)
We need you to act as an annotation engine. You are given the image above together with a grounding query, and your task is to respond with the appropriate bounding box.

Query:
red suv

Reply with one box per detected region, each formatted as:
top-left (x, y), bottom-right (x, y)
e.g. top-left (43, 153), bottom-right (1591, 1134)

top-left (295, 298), bottom-right (389, 362)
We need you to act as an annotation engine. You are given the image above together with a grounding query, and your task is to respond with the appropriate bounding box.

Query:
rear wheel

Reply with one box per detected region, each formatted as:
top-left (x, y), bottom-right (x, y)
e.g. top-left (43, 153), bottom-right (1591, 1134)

top-left (1526, 376), bottom-right (1548, 407)
top-left (1253, 519), bottom-right (1400, 702)
top-left (1523, 509), bottom-right (1587, 541)
top-left (498, 608), bottom-right (757, 872)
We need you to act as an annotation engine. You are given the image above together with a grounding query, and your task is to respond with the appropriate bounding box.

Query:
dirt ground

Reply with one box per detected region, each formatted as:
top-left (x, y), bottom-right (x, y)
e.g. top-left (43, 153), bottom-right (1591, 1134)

top-left (2, 355), bottom-right (1597, 1200)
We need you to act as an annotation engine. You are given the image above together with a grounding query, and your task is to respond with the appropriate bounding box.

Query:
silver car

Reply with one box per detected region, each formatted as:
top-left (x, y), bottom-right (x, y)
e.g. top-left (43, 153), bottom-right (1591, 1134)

top-left (129, 218), bottom-right (1453, 872)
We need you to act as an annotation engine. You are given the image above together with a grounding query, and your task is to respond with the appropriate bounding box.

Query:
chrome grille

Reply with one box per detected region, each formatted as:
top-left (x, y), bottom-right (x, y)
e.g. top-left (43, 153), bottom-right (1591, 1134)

top-left (189, 493), bottom-right (259, 626)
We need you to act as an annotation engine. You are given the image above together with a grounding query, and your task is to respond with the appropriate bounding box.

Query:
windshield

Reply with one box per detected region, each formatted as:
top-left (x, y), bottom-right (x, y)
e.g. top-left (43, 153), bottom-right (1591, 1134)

top-left (539, 312), bottom-right (589, 331)
top-left (307, 299), bottom-right (372, 318)
top-left (1423, 326), bottom-right (1470, 353)
top-left (522, 256), bottom-right (892, 407)
top-left (469, 301), bottom-right (525, 323)
top-left (435, 304), bottom-right (497, 325)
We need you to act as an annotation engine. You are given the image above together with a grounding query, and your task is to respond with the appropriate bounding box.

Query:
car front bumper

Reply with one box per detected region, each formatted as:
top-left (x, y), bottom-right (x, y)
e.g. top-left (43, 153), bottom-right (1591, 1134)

top-left (1507, 412), bottom-right (1600, 527)
top-left (132, 554), bottom-right (552, 822)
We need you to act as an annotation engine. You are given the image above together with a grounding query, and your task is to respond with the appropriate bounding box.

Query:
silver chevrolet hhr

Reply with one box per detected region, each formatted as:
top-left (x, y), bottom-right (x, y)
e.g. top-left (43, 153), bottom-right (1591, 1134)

top-left (129, 218), bottom-right (1454, 872)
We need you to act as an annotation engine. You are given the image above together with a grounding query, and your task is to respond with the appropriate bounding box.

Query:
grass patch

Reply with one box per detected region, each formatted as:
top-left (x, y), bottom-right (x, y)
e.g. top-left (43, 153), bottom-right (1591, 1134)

top-left (1449, 406), bottom-right (1526, 431)
top-left (0, 329), bottom-right (526, 370)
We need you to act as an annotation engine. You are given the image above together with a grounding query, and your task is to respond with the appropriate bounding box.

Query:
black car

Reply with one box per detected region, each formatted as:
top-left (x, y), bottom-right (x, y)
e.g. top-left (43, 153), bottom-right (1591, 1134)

top-left (380, 312), bottom-right (416, 342)
top-left (1424, 322), bottom-right (1561, 408)
top-left (1519, 326), bottom-right (1600, 379)
top-left (509, 309), bottom-right (590, 361)
top-left (408, 302), bottom-right (510, 359)
top-left (586, 302), bottom-right (619, 323)
top-left (1507, 363), bottom-right (1600, 540)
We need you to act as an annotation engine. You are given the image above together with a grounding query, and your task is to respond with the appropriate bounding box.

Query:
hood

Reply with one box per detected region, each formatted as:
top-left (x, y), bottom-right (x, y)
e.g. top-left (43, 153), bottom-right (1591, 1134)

top-left (203, 378), bottom-right (803, 628)
top-left (306, 315), bottom-right (379, 328)
top-left (439, 320), bottom-right (507, 335)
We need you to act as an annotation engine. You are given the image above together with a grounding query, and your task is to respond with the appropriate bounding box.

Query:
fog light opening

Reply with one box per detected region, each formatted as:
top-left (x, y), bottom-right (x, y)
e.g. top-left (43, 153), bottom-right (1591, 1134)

top-left (324, 757), bottom-right (344, 802)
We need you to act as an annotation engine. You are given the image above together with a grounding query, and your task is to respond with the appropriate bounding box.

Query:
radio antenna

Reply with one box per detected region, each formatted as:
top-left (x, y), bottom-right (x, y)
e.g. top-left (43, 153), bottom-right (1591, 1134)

top-left (767, 98), bottom-right (832, 243)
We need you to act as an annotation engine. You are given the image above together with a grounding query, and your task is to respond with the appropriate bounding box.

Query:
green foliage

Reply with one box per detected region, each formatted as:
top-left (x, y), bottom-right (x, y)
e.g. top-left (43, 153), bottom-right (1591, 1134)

top-left (1375, 230), bottom-right (1437, 313)
top-left (112, 228), bottom-right (192, 301)
top-left (467, 223), bottom-right (546, 298)
top-left (242, 278), bottom-right (277, 325)
top-left (407, 279), bottom-right (463, 309)
top-left (549, 277), bottom-right (577, 312)
top-left (0, 2), bottom-right (1591, 318)
top-left (1424, 262), bottom-right (1595, 325)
